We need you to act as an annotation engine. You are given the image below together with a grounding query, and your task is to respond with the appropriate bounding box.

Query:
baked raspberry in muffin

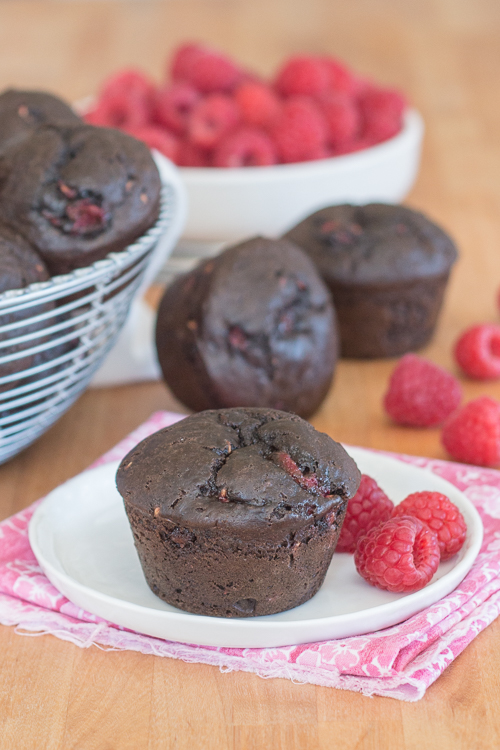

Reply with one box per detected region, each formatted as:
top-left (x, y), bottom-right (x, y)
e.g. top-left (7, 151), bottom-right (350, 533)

top-left (116, 407), bottom-right (361, 617)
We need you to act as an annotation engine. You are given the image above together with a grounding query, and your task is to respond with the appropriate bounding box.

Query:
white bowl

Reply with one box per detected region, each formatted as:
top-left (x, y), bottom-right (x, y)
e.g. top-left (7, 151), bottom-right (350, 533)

top-left (180, 108), bottom-right (424, 243)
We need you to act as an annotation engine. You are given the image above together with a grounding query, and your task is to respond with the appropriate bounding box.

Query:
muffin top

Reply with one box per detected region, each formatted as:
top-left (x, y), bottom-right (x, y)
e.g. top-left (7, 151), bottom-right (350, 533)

top-left (0, 123), bottom-right (162, 274)
top-left (284, 203), bottom-right (458, 285)
top-left (155, 236), bottom-right (338, 418)
top-left (0, 89), bottom-right (82, 150)
top-left (116, 408), bottom-right (360, 541)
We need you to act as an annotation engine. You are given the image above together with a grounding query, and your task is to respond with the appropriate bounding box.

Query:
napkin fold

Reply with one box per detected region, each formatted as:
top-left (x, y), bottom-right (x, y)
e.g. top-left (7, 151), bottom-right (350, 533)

top-left (1, 411), bottom-right (500, 702)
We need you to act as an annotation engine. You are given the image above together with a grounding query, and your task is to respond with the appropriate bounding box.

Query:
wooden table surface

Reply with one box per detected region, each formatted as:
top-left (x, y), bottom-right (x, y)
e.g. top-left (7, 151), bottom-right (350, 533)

top-left (1, 1), bottom-right (500, 747)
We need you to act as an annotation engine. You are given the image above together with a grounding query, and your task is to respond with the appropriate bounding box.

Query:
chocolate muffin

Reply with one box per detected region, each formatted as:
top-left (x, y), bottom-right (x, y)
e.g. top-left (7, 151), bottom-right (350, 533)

top-left (155, 236), bottom-right (338, 418)
top-left (0, 123), bottom-right (162, 274)
top-left (0, 89), bottom-right (82, 150)
top-left (284, 204), bottom-right (458, 358)
top-left (0, 227), bottom-right (55, 389)
top-left (116, 407), bottom-right (361, 618)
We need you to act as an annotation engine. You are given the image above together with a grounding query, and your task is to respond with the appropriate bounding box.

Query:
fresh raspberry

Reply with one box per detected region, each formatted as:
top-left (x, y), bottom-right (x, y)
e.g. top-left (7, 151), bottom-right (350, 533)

top-left (187, 93), bottom-right (240, 149)
top-left (271, 97), bottom-right (329, 163)
top-left (170, 43), bottom-right (205, 81)
top-left (320, 92), bottom-right (360, 151)
top-left (171, 43), bottom-right (241, 93)
top-left (358, 85), bottom-right (407, 144)
top-left (125, 125), bottom-right (179, 161)
top-left (234, 81), bottom-right (282, 129)
top-left (454, 324), bottom-right (500, 379)
top-left (274, 56), bottom-right (330, 98)
top-left (384, 354), bottom-right (462, 427)
top-left (212, 127), bottom-right (277, 167)
top-left (337, 474), bottom-right (394, 553)
top-left (153, 82), bottom-right (200, 134)
top-left (92, 69), bottom-right (155, 128)
top-left (393, 492), bottom-right (467, 561)
top-left (321, 57), bottom-right (359, 95)
top-left (441, 396), bottom-right (500, 467)
top-left (176, 139), bottom-right (210, 167)
top-left (354, 515), bottom-right (440, 593)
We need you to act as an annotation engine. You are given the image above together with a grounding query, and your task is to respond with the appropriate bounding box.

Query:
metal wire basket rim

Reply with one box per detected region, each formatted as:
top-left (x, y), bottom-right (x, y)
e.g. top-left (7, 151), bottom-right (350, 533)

top-left (0, 184), bottom-right (171, 309)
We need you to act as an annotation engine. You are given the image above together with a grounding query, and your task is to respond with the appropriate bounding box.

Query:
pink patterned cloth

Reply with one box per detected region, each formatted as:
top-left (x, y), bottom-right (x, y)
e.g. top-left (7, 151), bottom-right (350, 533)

top-left (1, 411), bottom-right (500, 701)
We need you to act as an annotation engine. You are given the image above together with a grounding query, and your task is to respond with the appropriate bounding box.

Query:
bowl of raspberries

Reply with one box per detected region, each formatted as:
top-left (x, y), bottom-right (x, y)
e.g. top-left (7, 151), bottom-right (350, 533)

top-left (85, 43), bottom-right (424, 242)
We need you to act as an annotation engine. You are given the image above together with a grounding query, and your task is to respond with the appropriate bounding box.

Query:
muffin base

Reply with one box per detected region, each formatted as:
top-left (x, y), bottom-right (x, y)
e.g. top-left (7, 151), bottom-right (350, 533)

top-left (125, 500), bottom-right (348, 618)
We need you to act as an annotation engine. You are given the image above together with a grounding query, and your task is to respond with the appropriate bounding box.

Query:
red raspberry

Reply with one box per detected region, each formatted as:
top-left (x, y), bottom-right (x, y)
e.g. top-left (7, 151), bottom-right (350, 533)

top-left (176, 139), bottom-right (210, 167)
top-left (93, 69), bottom-right (155, 129)
top-left (321, 57), bottom-right (359, 95)
top-left (234, 82), bottom-right (282, 129)
top-left (393, 492), bottom-right (467, 561)
top-left (187, 93), bottom-right (240, 149)
top-left (384, 354), bottom-right (462, 427)
top-left (358, 85), bottom-right (407, 144)
top-left (125, 125), bottom-right (179, 161)
top-left (454, 324), bottom-right (500, 379)
top-left (271, 97), bottom-right (329, 163)
top-left (336, 474), bottom-right (394, 553)
top-left (212, 127), bottom-right (277, 167)
top-left (170, 43), bottom-right (205, 81)
top-left (354, 515), bottom-right (440, 593)
top-left (320, 93), bottom-right (360, 151)
top-left (171, 43), bottom-right (241, 93)
top-left (441, 396), bottom-right (500, 467)
top-left (274, 56), bottom-right (330, 98)
top-left (153, 82), bottom-right (200, 134)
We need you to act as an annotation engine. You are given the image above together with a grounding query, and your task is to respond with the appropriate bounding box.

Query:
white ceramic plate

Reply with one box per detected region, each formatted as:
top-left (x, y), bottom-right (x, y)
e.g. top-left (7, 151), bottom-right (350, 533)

top-left (29, 447), bottom-right (482, 648)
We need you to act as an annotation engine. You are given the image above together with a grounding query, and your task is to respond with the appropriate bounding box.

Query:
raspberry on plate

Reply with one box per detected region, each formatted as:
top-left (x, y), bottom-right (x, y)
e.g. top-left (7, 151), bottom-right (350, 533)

top-left (441, 396), bottom-right (500, 467)
top-left (354, 515), bottom-right (440, 593)
top-left (336, 474), bottom-right (394, 553)
top-left (384, 354), bottom-right (462, 427)
top-left (454, 324), bottom-right (500, 379)
top-left (153, 82), bottom-right (200, 134)
top-left (320, 92), bottom-right (360, 152)
top-left (393, 491), bottom-right (466, 560)
top-left (358, 85), bottom-right (407, 145)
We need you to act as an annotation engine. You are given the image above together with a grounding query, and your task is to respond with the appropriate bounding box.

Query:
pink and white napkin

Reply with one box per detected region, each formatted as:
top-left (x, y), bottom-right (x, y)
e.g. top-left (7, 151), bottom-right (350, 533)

top-left (1, 411), bottom-right (500, 702)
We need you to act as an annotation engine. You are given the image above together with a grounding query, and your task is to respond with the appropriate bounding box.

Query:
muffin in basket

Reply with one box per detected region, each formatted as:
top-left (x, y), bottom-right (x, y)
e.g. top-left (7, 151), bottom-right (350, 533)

top-left (116, 407), bottom-right (361, 618)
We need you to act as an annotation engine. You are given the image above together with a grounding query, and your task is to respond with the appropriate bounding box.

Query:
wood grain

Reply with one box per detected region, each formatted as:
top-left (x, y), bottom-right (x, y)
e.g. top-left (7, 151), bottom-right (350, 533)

top-left (1, 1), bottom-right (500, 747)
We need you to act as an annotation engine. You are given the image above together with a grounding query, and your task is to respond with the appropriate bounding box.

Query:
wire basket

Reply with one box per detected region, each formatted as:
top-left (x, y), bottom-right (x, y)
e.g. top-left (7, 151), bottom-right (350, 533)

top-left (0, 181), bottom-right (178, 464)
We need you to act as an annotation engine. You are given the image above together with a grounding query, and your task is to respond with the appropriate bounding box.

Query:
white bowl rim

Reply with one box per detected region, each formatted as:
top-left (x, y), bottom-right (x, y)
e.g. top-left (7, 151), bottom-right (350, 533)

top-left (179, 108), bottom-right (424, 183)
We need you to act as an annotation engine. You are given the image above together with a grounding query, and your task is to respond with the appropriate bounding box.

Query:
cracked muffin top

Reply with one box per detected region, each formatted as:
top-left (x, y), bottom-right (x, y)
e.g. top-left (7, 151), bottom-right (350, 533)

top-left (0, 123), bottom-right (162, 274)
top-left (284, 203), bottom-right (458, 285)
top-left (155, 236), bottom-right (338, 418)
top-left (116, 408), bottom-right (361, 541)
top-left (0, 89), bottom-right (82, 150)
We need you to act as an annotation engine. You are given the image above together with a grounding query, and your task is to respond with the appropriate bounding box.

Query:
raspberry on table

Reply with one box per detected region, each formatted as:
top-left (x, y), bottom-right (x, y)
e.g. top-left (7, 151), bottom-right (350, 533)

top-left (383, 354), bottom-right (462, 427)
top-left (271, 96), bottom-right (329, 163)
top-left (235, 81), bottom-right (282, 129)
top-left (212, 127), bottom-right (278, 167)
top-left (358, 85), bottom-right (407, 145)
top-left (153, 82), bottom-right (200, 134)
top-left (337, 474), bottom-right (394, 553)
top-left (274, 55), bottom-right (330, 97)
top-left (454, 324), bottom-right (500, 379)
top-left (441, 396), bottom-right (500, 467)
top-left (187, 93), bottom-right (240, 149)
top-left (354, 515), bottom-right (440, 593)
top-left (171, 43), bottom-right (241, 93)
top-left (393, 491), bottom-right (467, 560)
